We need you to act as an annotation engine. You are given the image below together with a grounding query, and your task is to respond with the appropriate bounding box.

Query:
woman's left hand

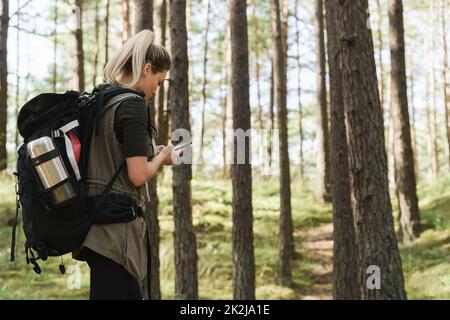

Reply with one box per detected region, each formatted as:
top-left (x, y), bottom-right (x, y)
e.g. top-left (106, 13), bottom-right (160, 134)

top-left (154, 145), bottom-right (165, 157)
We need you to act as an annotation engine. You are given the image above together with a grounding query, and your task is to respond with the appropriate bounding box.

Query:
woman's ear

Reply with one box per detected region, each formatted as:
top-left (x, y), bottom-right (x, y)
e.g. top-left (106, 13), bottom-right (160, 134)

top-left (145, 63), bottom-right (152, 77)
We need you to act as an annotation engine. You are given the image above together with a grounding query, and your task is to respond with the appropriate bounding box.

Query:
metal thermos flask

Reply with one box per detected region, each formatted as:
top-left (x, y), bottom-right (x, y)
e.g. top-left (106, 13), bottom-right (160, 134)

top-left (27, 136), bottom-right (76, 205)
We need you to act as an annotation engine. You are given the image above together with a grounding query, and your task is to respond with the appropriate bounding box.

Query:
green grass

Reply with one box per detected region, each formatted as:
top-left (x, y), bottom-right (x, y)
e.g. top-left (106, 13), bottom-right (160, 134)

top-left (0, 171), bottom-right (448, 299)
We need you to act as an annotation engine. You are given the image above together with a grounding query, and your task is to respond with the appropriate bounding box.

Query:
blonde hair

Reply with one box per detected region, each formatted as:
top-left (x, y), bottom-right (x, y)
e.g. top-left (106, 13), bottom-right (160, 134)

top-left (103, 30), bottom-right (171, 88)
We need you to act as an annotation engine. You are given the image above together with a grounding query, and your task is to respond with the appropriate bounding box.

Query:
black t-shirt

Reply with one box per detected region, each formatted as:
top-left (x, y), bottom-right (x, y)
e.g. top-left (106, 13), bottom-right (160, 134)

top-left (97, 84), bottom-right (155, 159)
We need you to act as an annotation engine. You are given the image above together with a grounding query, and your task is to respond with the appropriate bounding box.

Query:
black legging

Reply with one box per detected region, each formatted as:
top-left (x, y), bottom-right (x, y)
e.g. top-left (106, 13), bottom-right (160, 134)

top-left (85, 248), bottom-right (142, 300)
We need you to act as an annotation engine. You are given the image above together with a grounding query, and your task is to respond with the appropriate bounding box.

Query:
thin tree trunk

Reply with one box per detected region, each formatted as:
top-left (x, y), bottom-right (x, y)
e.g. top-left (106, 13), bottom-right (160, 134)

top-left (314, 0), bottom-right (331, 203)
top-left (135, 0), bottom-right (153, 32)
top-left (169, 0), bottom-right (198, 300)
top-left (225, 8), bottom-right (233, 177)
top-left (376, 0), bottom-right (385, 111)
top-left (0, 0), bottom-right (9, 171)
top-left (72, 0), bottom-right (84, 92)
top-left (156, 0), bottom-right (168, 146)
top-left (388, 0), bottom-right (421, 244)
top-left (407, 51), bottom-right (418, 181)
top-left (135, 0), bottom-right (160, 300)
top-left (15, 0), bottom-right (20, 152)
top-left (229, 0), bottom-right (255, 300)
top-left (93, 0), bottom-right (99, 86)
top-left (271, 0), bottom-right (294, 288)
top-left (324, 1), bottom-right (359, 300)
top-left (334, 0), bottom-right (407, 300)
top-left (53, 0), bottom-right (57, 92)
top-left (294, 0), bottom-right (304, 183)
top-left (251, 0), bottom-right (263, 132)
top-left (104, 0), bottom-right (110, 68)
top-left (268, 60), bottom-right (274, 170)
top-left (198, 0), bottom-right (211, 161)
top-left (428, 1), bottom-right (440, 178)
top-left (122, 0), bottom-right (131, 43)
top-left (441, 0), bottom-right (450, 170)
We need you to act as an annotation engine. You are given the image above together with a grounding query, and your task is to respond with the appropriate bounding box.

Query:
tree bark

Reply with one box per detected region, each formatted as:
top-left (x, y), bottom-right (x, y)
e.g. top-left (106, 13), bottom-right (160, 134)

top-left (122, 0), bottom-right (131, 43)
top-left (294, 0), bottom-right (304, 183)
top-left (72, 0), bottom-right (84, 92)
top-left (268, 60), bottom-right (274, 170)
top-left (156, 0), bottom-right (168, 146)
top-left (135, 0), bottom-right (153, 33)
top-left (169, 0), bottom-right (198, 300)
top-left (53, 0), bottom-right (57, 92)
top-left (314, 0), bottom-right (331, 203)
top-left (441, 0), bottom-right (450, 170)
top-left (324, 0), bottom-right (359, 300)
top-left (388, 0), bottom-right (421, 244)
top-left (375, 0), bottom-right (385, 111)
top-left (93, 0), bottom-right (99, 86)
top-left (104, 0), bottom-right (110, 69)
top-left (135, 0), bottom-right (161, 300)
top-left (334, 0), bottom-right (407, 300)
top-left (229, 0), bottom-right (256, 300)
top-left (0, 0), bottom-right (9, 171)
top-left (198, 0), bottom-right (211, 161)
top-left (271, 0), bottom-right (294, 288)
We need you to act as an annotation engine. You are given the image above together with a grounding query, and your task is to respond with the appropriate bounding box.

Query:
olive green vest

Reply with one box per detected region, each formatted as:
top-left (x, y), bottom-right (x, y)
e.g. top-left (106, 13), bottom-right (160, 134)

top-left (85, 93), bottom-right (152, 208)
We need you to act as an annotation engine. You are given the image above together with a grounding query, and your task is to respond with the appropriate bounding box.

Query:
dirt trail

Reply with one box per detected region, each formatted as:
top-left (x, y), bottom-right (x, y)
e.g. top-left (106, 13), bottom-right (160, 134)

top-left (296, 223), bottom-right (333, 300)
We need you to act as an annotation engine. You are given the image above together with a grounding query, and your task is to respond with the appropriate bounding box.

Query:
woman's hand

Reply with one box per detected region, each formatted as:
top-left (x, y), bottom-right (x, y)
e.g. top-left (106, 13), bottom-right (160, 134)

top-left (154, 145), bottom-right (165, 157)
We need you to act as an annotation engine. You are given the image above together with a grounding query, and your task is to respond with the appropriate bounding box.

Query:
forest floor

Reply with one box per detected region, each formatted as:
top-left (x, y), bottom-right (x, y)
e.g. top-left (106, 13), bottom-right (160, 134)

top-left (0, 170), bottom-right (448, 299)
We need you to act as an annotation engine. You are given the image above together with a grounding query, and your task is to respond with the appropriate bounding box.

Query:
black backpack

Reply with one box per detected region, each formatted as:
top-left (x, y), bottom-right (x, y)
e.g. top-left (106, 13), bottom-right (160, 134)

top-left (10, 84), bottom-right (140, 274)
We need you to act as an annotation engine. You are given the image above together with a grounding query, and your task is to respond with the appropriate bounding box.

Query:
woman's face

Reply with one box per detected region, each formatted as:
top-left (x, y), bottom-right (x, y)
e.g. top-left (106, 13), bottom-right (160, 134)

top-left (138, 63), bottom-right (168, 101)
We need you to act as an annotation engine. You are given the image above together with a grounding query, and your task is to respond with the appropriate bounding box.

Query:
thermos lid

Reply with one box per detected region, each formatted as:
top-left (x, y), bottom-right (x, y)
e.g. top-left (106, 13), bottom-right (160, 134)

top-left (27, 136), bottom-right (55, 159)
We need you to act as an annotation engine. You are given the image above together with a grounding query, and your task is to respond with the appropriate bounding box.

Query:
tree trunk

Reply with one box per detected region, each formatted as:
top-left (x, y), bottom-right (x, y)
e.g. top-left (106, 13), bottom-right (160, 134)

top-left (72, 0), bottom-right (84, 92)
top-left (122, 0), bottom-right (131, 43)
top-left (268, 60), bottom-right (274, 170)
top-left (135, 0), bottom-right (160, 300)
top-left (324, 0), bottom-right (359, 300)
top-left (169, 0), bottom-right (198, 300)
top-left (314, 0), bottom-right (331, 203)
top-left (0, 0), bottom-right (9, 171)
top-left (251, 0), bottom-right (263, 132)
top-left (53, 0), bottom-right (58, 92)
top-left (388, 0), bottom-right (421, 244)
top-left (135, 0), bottom-right (153, 32)
top-left (93, 0), bottom-right (100, 86)
top-left (15, 0), bottom-right (20, 152)
top-left (229, 0), bottom-right (255, 300)
top-left (294, 0), bottom-right (304, 183)
top-left (271, 0), bottom-right (294, 288)
top-left (375, 0), bottom-right (385, 111)
top-left (334, 0), bottom-right (407, 300)
top-left (104, 0), bottom-right (110, 69)
top-left (441, 0), bottom-right (450, 170)
top-left (198, 0), bottom-right (211, 161)
top-left (156, 0), bottom-right (168, 146)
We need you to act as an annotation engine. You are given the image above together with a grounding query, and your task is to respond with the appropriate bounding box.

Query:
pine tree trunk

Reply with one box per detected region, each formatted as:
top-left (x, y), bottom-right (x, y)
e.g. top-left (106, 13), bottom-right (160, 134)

top-left (268, 60), bottom-right (274, 170)
top-left (199, 0), bottom-right (211, 161)
top-left (314, 0), bottom-right (331, 203)
top-left (375, 0), bottom-right (385, 111)
top-left (122, 0), bottom-right (131, 43)
top-left (93, 0), bottom-right (99, 86)
top-left (0, 0), bottom-right (9, 171)
top-left (229, 0), bottom-right (255, 300)
top-left (53, 0), bottom-right (58, 92)
top-left (334, 0), bottom-right (407, 300)
top-left (135, 0), bottom-right (153, 32)
top-left (294, 0), bottom-right (304, 183)
top-left (271, 0), bottom-right (294, 288)
top-left (388, 0), bottom-right (421, 243)
top-left (72, 0), bottom-right (84, 92)
top-left (156, 0), bottom-right (168, 146)
top-left (135, 0), bottom-right (161, 300)
top-left (104, 0), bottom-right (110, 68)
top-left (441, 0), bottom-right (450, 170)
top-left (169, 0), bottom-right (198, 299)
top-left (325, 0), bottom-right (359, 300)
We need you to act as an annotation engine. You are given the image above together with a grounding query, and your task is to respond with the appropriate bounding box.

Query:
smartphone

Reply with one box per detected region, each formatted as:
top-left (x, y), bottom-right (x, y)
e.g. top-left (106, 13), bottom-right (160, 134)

top-left (173, 141), bottom-right (192, 151)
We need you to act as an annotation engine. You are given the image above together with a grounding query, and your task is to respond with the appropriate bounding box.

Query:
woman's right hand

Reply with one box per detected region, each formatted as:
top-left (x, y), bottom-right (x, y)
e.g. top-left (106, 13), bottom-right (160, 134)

top-left (159, 145), bottom-right (176, 166)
